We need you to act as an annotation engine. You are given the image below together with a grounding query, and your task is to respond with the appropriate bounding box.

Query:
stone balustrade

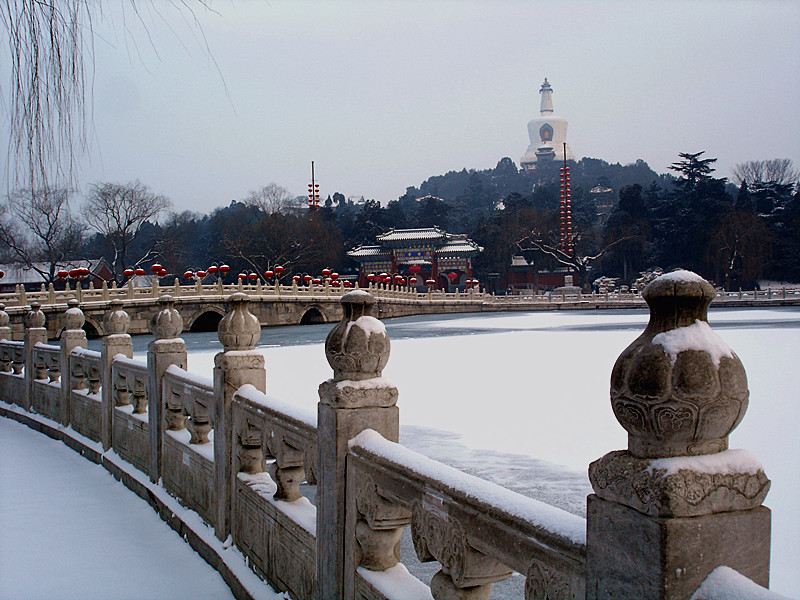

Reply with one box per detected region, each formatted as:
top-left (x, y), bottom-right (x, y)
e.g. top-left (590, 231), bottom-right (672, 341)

top-left (0, 272), bottom-right (788, 600)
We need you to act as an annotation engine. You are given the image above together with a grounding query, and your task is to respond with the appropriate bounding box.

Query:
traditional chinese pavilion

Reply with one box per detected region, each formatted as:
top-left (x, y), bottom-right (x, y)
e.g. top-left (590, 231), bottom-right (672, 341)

top-left (348, 228), bottom-right (482, 290)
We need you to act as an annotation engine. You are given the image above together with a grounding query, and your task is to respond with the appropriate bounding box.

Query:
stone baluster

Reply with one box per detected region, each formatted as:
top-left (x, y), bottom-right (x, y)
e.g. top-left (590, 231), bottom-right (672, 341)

top-left (23, 303), bottom-right (47, 411)
top-left (101, 300), bottom-right (133, 450)
top-left (347, 471), bottom-right (411, 580)
top-left (131, 374), bottom-right (147, 414)
top-left (317, 290), bottom-right (399, 600)
top-left (266, 429), bottom-right (306, 502)
top-left (587, 270), bottom-right (771, 599)
top-left (188, 396), bottom-right (211, 444)
top-left (214, 292), bottom-right (265, 540)
top-left (147, 295), bottom-right (186, 483)
top-left (113, 370), bottom-right (130, 407)
top-left (0, 304), bottom-right (11, 342)
top-left (0, 304), bottom-right (11, 372)
top-left (59, 299), bottom-right (87, 426)
top-left (411, 503), bottom-right (511, 600)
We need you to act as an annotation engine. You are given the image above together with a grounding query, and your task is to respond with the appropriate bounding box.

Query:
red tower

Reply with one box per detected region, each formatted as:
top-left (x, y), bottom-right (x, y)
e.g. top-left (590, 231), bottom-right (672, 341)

top-left (559, 147), bottom-right (573, 256)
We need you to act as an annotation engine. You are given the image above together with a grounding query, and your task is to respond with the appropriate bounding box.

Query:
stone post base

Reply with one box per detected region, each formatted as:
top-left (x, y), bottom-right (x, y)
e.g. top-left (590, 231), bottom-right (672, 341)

top-left (586, 494), bottom-right (771, 600)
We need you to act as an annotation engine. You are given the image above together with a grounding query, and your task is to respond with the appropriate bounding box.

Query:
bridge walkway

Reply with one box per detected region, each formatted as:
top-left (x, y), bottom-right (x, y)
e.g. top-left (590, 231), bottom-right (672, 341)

top-left (0, 415), bottom-right (281, 600)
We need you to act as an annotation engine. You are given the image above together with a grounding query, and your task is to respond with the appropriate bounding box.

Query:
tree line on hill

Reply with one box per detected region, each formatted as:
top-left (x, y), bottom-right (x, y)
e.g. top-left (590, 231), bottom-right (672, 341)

top-left (0, 154), bottom-right (797, 291)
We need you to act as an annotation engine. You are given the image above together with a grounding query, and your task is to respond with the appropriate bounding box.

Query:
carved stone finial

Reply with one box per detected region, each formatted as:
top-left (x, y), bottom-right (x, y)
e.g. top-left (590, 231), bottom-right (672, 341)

top-left (63, 299), bottom-right (85, 331)
top-left (24, 302), bottom-right (46, 329)
top-left (150, 294), bottom-right (183, 340)
top-left (103, 299), bottom-right (130, 335)
top-left (610, 270), bottom-right (748, 458)
top-left (325, 290), bottom-right (389, 381)
top-left (217, 292), bottom-right (261, 351)
top-left (0, 303), bottom-right (9, 328)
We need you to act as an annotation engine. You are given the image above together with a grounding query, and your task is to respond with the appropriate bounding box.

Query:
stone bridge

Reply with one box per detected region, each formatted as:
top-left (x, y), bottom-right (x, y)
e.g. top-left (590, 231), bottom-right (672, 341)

top-left (1, 279), bottom-right (798, 340)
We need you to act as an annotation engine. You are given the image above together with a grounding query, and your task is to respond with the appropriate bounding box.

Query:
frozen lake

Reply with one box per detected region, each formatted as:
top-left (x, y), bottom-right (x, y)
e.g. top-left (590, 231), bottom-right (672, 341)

top-left (126, 306), bottom-right (799, 595)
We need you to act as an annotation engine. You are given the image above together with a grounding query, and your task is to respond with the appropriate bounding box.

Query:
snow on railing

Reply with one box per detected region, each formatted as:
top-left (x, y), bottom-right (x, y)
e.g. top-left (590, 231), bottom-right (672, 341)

top-left (348, 428), bottom-right (586, 597)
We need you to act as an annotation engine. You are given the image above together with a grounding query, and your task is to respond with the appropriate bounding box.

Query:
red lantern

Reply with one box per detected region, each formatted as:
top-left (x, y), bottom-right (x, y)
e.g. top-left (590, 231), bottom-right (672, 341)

top-left (158, 269), bottom-right (167, 277)
top-left (321, 268), bottom-right (331, 278)
top-left (366, 273), bottom-right (375, 281)
top-left (394, 275), bottom-right (403, 283)
top-left (274, 265), bottom-right (284, 276)
top-left (331, 280), bottom-right (340, 287)
top-left (183, 270), bottom-right (194, 279)
top-left (207, 265), bottom-right (218, 274)
top-left (69, 269), bottom-right (79, 279)
top-left (150, 263), bottom-right (162, 273)
top-left (292, 275), bottom-right (301, 283)
top-left (248, 273), bottom-right (258, 281)
top-left (135, 268), bottom-right (146, 277)
top-left (409, 277), bottom-right (417, 285)
top-left (0, 269), bottom-right (4, 279)
top-left (303, 275), bottom-right (312, 283)
top-left (264, 270), bottom-right (274, 279)
top-left (330, 272), bottom-right (339, 281)
top-left (313, 278), bottom-right (321, 285)
top-left (238, 273), bottom-right (246, 280)
top-left (220, 264), bottom-right (231, 274)
top-left (57, 269), bottom-right (69, 279)
top-left (123, 268), bottom-right (134, 278)
top-left (447, 272), bottom-right (459, 281)
top-left (197, 270), bottom-right (207, 278)
top-left (425, 279), bottom-right (436, 286)
top-left (409, 264), bottom-right (421, 274)
top-left (343, 281), bottom-right (353, 288)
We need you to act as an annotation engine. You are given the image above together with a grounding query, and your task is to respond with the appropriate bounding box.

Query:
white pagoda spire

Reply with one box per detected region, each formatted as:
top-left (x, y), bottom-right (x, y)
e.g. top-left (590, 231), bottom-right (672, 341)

top-left (539, 78), bottom-right (554, 115)
top-left (520, 77), bottom-right (574, 169)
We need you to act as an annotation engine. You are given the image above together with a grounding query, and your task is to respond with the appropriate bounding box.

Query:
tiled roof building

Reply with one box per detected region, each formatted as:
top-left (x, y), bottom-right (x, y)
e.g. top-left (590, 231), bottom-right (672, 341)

top-left (347, 228), bottom-right (482, 290)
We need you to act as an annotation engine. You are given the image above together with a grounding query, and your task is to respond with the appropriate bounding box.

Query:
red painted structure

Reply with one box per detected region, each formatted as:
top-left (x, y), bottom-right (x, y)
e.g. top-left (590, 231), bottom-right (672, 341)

top-left (347, 228), bottom-right (482, 290)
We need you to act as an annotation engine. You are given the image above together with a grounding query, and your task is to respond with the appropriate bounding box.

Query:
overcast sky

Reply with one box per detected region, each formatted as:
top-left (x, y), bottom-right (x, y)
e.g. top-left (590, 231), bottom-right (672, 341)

top-left (5, 0), bottom-right (800, 214)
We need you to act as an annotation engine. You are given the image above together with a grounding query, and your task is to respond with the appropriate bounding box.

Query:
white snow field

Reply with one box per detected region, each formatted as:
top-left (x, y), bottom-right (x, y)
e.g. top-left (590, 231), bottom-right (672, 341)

top-left (0, 416), bottom-right (286, 600)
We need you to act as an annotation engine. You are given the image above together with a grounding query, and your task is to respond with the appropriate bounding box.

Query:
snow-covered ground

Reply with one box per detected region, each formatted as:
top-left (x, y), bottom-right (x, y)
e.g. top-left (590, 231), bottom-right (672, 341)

top-left (0, 417), bottom-right (245, 600)
top-left (179, 307), bottom-right (798, 596)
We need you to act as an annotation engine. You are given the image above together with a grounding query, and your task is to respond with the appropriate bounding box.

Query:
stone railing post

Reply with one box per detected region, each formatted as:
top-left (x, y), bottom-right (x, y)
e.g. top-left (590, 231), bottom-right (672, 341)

top-left (213, 292), bottom-right (265, 541)
top-left (59, 299), bottom-right (87, 426)
top-left (23, 303), bottom-right (47, 411)
top-left (0, 304), bottom-right (11, 340)
top-left (147, 295), bottom-right (187, 483)
top-left (587, 270), bottom-right (771, 599)
top-left (101, 300), bottom-right (133, 450)
top-left (317, 290), bottom-right (398, 600)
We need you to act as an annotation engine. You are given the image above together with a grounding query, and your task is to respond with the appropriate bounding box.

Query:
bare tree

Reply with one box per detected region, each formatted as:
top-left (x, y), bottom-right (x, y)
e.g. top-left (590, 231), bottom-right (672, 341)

top-left (83, 181), bottom-right (171, 280)
top-left (516, 233), bottom-right (632, 292)
top-left (731, 159), bottom-right (799, 189)
top-left (243, 183), bottom-right (293, 215)
top-left (0, 187), bottom-right (85, 282)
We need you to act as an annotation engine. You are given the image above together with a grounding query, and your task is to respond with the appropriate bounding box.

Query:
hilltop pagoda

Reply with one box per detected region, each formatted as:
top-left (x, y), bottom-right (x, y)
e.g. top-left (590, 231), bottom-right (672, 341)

top-left (348, 227), bottom-right (482, 290)
top-left (520, 78), bottom-right (575, 170)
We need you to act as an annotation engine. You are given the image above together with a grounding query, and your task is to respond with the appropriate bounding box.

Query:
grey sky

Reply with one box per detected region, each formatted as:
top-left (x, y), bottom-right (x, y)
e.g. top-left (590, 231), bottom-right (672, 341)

top-left (6, 0), bottom-right (800, 214)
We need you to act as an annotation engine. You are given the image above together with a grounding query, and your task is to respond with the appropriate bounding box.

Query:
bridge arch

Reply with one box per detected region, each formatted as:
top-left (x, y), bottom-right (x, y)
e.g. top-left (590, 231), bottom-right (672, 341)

top-left (299, 306), bottom-right (326, 325)
top-left (186, 308), bottom-right (226, 333)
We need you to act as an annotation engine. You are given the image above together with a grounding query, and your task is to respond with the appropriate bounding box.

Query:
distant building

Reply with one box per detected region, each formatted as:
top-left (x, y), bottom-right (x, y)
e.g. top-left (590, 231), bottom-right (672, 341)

top-left (520, 78), bottom-right (575, 170)
top-left (506, 254), bottom-right (574, 293)
top-left (347, 227), bottom-right (482, 290)
top-left (0, 259), bottom-right (113, 293)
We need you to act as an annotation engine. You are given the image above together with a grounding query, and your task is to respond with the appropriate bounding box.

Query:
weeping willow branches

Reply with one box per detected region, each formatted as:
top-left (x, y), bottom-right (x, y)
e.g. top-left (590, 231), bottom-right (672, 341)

top-left (1, 0), bottom-right (92, 191)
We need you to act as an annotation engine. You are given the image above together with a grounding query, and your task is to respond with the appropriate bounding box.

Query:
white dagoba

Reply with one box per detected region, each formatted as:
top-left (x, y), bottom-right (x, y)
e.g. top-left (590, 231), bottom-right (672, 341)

top-left (520, 78), bottom-right (575, 170)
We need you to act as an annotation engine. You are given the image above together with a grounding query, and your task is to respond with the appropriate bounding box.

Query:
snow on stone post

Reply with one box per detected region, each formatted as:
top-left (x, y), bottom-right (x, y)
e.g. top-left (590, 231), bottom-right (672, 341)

top-left (101, 300), bottom-right (133, 451)
top-left (213, 292), bottom-right (265, 541)
top-left (59, 299), bottom-right (87, 427)
top-left (147, 295), bottom-right (187, 484)
top-left (0, 304), bottom-right (11, 341)
top-left (23, 303), bottom-right (47, 412)
top-left (316, 290), bottom-right (399, 600)
top-left (587, 270), bottom-right (771, 599)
